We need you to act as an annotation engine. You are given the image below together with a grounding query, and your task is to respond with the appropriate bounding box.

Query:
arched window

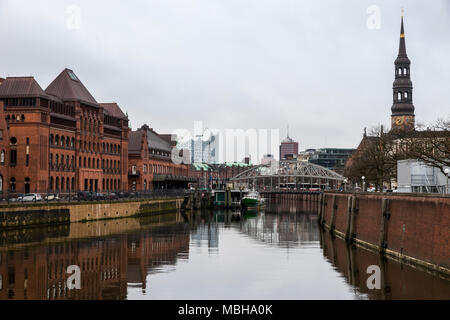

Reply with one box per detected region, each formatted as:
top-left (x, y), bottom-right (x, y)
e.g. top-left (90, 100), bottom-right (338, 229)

top-left (404, 67), bottom-right (407, 75)
top-left (398, 68), bottom-right (402, 75)
top-left (24, 178), bottom-right (31, 193)
top-left (97, 159), bottom-right (100, 169)
top-left (55, 177), bottom-right (59, 191)
top-left (397, 92), bottom-right (402, 101)
top-left (0, 175), bottom-right (3, 193)
top-left (10, 177), bottom-right (16, 192)
top-left (404, 92), bottom-right (408, 99)
top-left (50, 134), bottom-right (54, 145)
top-left (55, 135), bottom-right (60, 145)
top-left (61, 136), bottom-right (65, 147)
top-left (88, 158), bottom-right (91, 168)
top-left (83, 157), bottom-right (86, 168)
top-left (67, 178), bottom-right (70, 191)
top-left (0, 150), bottom-right (5, 165)
top-left (71, 178), bottom-right (75, 191)
top-left (61, 177), bottom-right (65, 192)
top-left (71, 138), bottom-right (75, 148)
top-left (50, 177), bottom-right (54, 191)
top-left (144, 180), bottom-right (147, 191)
top-left (66, 137), bottom-right (70, 148)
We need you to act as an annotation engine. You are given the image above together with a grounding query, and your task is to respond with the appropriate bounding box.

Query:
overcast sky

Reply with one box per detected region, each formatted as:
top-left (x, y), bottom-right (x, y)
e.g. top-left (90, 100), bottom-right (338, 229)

top-left (0, 0), bottom-right (449, 161)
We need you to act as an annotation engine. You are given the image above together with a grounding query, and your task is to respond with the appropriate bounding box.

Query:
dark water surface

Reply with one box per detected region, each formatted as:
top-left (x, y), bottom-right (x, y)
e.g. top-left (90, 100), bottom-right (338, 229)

top-left (0, 202), bottom-right (448, 300)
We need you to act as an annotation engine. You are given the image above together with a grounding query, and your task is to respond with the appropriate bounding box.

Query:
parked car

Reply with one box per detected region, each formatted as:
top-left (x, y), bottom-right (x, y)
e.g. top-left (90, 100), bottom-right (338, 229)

top-left (22, 193), bottom-right (42, 202)
top-left (106, 193), bottom-right (119, 200)
top-left (95, 193), bottom-right (106, 200)
top-left (76, 191), bottom-right (96, 201)
top-left (45, 193), bottom-right (60, 201)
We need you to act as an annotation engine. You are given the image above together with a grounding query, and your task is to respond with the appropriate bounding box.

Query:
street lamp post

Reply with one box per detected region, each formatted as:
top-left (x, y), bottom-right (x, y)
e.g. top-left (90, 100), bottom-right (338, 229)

top-left (343, 179), bottom-right (348, 192)
top-left (361, 176), bottom-right (366, 192)
top-left (445, 168), bottom-right (450, 194)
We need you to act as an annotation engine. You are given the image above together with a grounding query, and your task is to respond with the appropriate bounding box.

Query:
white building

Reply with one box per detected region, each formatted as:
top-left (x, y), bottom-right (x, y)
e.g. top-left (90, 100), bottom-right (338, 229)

top-left (397, 160), bottom-right (449, 193)
top-left (177, 129), bottom-right (220, 164)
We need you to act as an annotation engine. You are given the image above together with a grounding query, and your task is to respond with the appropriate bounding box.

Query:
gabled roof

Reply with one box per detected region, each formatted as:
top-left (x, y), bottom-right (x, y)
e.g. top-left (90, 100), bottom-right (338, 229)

top-left (45, 69), bottom-right (97, 105)
top-left (128, 130), bottom-right (144, 154)
top-left (147, 128), bottom-right (173, 153)
top-left (100, 103), bottom-right (127, 119)
top-left (128, 125), bottom-right (174, 156)
top-left (0, 76), bottom-right (48, 98)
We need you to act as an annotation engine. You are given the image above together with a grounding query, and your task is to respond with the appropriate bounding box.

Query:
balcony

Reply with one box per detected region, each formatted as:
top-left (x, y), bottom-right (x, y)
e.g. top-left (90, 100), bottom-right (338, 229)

top-left (128, 170), bottom-right (140, 177)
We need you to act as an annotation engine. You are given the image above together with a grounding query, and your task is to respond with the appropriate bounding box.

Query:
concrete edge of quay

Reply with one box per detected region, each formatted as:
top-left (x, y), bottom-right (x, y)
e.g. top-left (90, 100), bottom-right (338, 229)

top-left (318, 191), bottom-right (450, 279)
top-left (322, 222), bottom-right (450, 280)
top-left (0, 197), bottom-right (187, 230)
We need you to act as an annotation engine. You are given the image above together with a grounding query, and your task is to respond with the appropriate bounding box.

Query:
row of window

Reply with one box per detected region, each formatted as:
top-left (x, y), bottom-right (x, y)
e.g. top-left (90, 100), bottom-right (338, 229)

top-left (397, 67), bottom-right (409, 76)
top-left (5, 114), bottom-right (25, 122)
top-left (50, 135), bottom-right (75, 148)
top-left (81, 116), bottom-right (100, 134)
top-left (395, 91), bottom-right (410, 101)
top-left (50, 101), bottom-right (74, 117)
top-left (50, 154), bottom-right (121, 171)
top-left (80, 141), bottom-right (121, 154)
top-left (50, 134), bottom-right (121, 155)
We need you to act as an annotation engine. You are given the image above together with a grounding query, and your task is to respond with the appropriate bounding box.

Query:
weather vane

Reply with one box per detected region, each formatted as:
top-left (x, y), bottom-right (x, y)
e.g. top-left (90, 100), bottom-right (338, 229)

top-left (401, 7), bottom-right (404, 17)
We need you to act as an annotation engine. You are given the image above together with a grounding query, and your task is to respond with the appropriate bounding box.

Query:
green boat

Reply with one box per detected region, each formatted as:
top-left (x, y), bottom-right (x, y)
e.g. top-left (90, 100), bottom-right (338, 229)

top-left (241, 191), bottom-right (262, 208)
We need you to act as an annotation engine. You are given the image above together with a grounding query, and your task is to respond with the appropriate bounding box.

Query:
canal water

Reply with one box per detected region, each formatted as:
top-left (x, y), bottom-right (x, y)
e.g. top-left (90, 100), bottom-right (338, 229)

top-left (0, 202), bottom-right (448, 300)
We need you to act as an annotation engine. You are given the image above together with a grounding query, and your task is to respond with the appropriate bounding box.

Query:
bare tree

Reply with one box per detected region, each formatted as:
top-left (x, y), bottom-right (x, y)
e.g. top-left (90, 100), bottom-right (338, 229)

top-left (393, 119), bottom-right (450, 175)
top-left (345, 126), bottom-right (398, 191)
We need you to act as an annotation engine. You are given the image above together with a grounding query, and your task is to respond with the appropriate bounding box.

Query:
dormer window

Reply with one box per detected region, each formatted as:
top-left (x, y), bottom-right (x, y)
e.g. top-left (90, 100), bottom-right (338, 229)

top-left (68, 70), bottom-right (79, 81)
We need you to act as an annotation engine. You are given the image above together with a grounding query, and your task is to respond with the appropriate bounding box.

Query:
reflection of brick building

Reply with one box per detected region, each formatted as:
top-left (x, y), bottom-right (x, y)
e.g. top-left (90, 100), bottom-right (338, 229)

top-left (128, 125), bottom-right (194, 191)
top-left (0, 223), bottom-right (190, 300)
top-left (0, 69), bottom-right (130, 195)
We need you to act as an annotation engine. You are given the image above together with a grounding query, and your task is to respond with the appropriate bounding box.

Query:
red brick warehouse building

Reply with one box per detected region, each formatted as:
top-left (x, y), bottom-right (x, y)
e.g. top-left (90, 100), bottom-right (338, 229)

top-left (0, 68), bottom-right (130, 196)
top-left (128, 124), bottom-right (194, 191)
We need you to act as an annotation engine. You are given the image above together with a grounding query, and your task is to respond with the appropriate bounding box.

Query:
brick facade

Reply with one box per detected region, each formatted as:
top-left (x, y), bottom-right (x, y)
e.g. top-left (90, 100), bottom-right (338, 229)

top-left (128, 125), bottom-right (194, 191)
top-left (0, 69), bottom-right (130, 197)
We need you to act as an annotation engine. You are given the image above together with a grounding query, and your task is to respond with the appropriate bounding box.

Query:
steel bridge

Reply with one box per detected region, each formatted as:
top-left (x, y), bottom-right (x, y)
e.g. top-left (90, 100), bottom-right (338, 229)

top-left (229, 160), bottom-right (346, 191)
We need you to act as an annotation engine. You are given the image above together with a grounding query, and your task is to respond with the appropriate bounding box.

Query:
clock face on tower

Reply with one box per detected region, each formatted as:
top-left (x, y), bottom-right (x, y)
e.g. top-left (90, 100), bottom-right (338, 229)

top-left (392, 116), bottom-right (414, 130)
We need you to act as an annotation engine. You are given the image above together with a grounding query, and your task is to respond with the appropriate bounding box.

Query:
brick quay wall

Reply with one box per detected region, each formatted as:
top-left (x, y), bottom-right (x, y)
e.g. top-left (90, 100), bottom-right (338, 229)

top-left (318, 192), bottom-right (450, 276)
top-left (0, 198), bottom-right (185, 229)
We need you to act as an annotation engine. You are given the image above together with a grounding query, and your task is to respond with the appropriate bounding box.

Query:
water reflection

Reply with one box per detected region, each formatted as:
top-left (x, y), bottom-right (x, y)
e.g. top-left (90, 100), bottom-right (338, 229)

top-left (0, 204), bottom-right (448, 300)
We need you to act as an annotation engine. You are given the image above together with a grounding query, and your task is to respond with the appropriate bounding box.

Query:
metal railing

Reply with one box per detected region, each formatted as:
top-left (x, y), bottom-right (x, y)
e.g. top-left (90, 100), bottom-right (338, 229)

top-left (0, 189), bottom-right (194, 205)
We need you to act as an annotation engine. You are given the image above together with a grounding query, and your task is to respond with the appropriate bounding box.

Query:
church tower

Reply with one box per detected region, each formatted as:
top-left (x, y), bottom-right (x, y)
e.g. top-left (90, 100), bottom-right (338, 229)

top-left (391, 15), bottom-right (415, 131)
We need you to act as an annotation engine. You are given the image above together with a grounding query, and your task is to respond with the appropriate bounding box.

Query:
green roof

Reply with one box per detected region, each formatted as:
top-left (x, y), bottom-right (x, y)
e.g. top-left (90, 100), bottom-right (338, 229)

top-left (192, 163), bottom-right (211, 171)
